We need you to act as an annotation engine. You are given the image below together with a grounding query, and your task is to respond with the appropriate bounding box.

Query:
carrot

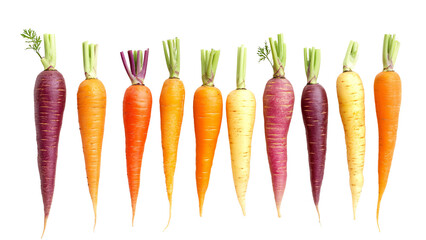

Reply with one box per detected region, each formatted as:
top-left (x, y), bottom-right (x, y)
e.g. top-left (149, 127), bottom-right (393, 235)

top-left (194, 49), bottom-right (222, 216)
top-left (22, 29), bottom-right (66, 238)
top-left (120, 49), bottom-right (152, 225)
top-left (301, 47), bottom-right (328, 222)
top-left (337, 41), bottom-right (365, 219)
top-left (77, 42), bottom-right (106, 229)
top-left (258, 34), bottom-right (295, 217)
top-left (160, 37), bottom-right (185, 229)
top-left (375, 34), bottom-right (401, 230)
top-left (226, 45), bottom-right (256, 215)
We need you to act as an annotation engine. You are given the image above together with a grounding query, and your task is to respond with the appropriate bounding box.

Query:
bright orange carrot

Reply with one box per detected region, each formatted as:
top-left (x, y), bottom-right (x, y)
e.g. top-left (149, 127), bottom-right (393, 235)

top-left (375, 34), bottom-right (401, 230)
top-left (77, 42), bottom-right (106, 229)
top-left (120, 49), bottom-right (152, 225)
top-left (194, 49), bottom-right (222, 216)
top-left (160, 37), bottom-right (185, 229)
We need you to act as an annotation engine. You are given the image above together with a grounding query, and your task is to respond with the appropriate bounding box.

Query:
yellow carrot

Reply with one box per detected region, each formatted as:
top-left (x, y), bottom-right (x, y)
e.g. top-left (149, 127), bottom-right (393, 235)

top-left (336, 41), bottom-right (365, 219)
top-left (226, 45), bottom-right (256, 215)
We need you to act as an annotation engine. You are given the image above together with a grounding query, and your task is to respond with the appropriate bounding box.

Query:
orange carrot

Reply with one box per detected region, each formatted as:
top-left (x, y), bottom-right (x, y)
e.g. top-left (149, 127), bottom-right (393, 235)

top-left (120, 49), bottom-right (152, 225)
top-left (160, 37), bottom-right (185, 229)
top-left (194, 49), bottom-right (222, 216)
top-left (375, 34), bottom-right (401, 230)
top-left (77, 42), bottom-right (106, 229)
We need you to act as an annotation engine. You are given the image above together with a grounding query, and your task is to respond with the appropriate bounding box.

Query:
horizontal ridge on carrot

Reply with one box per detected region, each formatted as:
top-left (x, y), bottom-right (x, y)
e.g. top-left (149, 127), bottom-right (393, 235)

top-left (194, 48), bottom-right (222, 216)
top-left (258, 33), bottom-right (294, 217)
top-left (22, 29), bottom-right (66, 238)
top-left (375, 34), bottom-right (401, 230)
top-left (337, 41), bottom-right (365, 219)
top-left (226, 45), bottom-right (256, 215)
top-left (77, 41), bottom-right (106, 230)
top-left (160, 37), bottom-right (185, 230)
top-left (301, 47), bottom-right (328, 222)
top-left (120, 49), bottom-right (152, 225)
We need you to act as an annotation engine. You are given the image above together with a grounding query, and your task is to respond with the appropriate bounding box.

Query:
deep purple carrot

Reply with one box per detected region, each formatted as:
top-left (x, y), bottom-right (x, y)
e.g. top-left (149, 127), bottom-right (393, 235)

top-left (22, 29), bottom-right (66, 237)
top-left (258, 34), bottom-right (294, 217)
top-left (301, 47), bottom-right (328, 222)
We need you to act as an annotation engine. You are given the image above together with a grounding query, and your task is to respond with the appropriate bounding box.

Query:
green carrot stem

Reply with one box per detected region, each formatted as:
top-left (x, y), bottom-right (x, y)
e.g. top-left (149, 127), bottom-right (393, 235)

top-left (83, 41), bottom-right (98, 79)
top-left (304, 47), bottom-right (321, 84)
top-left (201, 49), bottom-right (220, 86)
top-left (163, 37), bottom-right (180, 78)
top-left (41, 34), bottom-right (56, 70)
top-left (236, 45), bottom-right (247, 89)
top-left (343, 41), bottom-right (359, 72)
top-left (271, 33), bottom-right (286, 78)
top-left (21, 29), bottom-right (56, 70)
top-left (382, 34), bottom-right (400, 71)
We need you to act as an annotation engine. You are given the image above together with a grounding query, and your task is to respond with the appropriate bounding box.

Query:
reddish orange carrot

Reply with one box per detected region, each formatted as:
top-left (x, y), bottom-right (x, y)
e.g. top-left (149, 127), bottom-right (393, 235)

top-left (194, 49), bottom-right (222, 216)
top-left (120, 49), bottom-right (152, 225)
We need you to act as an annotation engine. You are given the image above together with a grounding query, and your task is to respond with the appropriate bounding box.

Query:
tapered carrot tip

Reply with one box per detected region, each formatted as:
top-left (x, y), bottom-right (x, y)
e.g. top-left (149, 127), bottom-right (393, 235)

top-left (163, 202), bottom-right (172, 231)
top-left (241, 205), bottom-right (246, 216)
top-left (276, 203), bottom-right (282, 218)
top-left (132, 213), bottom-right (135, 227)
top-left (198, 195), bottom-right (205, 217)
top-left (41, 215), bottom-right (48, 238)
top-left (377, 201), bottom-right (381, 232)
top-left (93, 210), bottom-right (97, 231)
top-left (315, 205), bottom-right (321, 225)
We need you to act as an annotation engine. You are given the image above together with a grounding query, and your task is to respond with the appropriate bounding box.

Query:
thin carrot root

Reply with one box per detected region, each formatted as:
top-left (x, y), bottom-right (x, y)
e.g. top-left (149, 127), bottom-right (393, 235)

top-left (376, 196), bottom-right (382, 231)
top-left (41, 215), bottom-right (48, 238)
top-left (163, 201), bottom-right (172, 231)
top-left (276, 203), bottom-right (282, 218)
top-left (316, 205), bottom-right (321, 225)
top-left (198, 195), bottom-right (205, 217)
top-left (93, 202), bottom-right (97, 231)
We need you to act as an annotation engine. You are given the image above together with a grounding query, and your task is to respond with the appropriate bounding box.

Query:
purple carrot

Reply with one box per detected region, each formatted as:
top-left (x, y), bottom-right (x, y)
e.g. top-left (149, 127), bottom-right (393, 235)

top-left (301, 47), bottom-right (328, 222)
top-left (258, 34), bottom-right (294, 217)
top-left (22, 29), bottom-right (66, 237)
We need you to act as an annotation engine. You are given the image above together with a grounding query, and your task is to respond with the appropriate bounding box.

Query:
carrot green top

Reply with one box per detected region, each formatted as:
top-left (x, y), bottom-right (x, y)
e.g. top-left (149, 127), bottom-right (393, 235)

top-left (120, 49), bottom-right (149, 85)
top-left (21, 29), bottom-right (56, 70)
top-left (304, 47), bottom-right (321, 84)
top-left (83, 42), bottom-right (99, 79)
top-left (201, 49), bottom-right (220, 87)
top-left (163, 37), bottom-right (180, 78)
top-left (382, 34), bottom-right (400, 71)
top-left (236, 45), bottom-right (247, 89)
top-left (258, 33), bottom-right (286, 78)
top-left (343, 41), bottom-right (359, 72)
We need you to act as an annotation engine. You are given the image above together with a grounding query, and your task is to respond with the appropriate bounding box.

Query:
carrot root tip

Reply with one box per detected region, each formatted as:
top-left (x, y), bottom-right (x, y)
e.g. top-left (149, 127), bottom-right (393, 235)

top-left (41, 215), bottom-right (48, 239)
top-left (315, 205), bottom-right (321, 225)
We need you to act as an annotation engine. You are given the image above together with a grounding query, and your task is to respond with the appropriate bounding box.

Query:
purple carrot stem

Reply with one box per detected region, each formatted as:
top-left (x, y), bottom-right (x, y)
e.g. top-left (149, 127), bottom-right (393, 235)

top-left (140, 48), bottom-right (149, 80)
top-left (136, 50), bottom-right (141, 76)
top-left (128, 50), bottom-right (136, 75)
top-left (120, 52), bottom-right (135, 81)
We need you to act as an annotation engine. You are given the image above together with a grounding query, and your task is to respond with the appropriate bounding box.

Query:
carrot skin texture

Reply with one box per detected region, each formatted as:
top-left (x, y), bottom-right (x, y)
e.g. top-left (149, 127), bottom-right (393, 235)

top-left (226, 89), bottom-right (256, 215)
top-left (123, 84), bottom-right (152, 223)
top-left (77, 78), bottom-right (106, 221)
top-left (263, 77), bottom-right (294, 216)
top-left (35, 70), bottom-right (66, 221)
top-left (194, 86), bottom-right (223, 216)
top-left (336, 71), bottom-right (365, 217)
top-left (160, 78), bottom-right (185, 223)
top-left (375, 71), bottom-right (401, 219)
top-left (301, 84), bottom-right (328, 207)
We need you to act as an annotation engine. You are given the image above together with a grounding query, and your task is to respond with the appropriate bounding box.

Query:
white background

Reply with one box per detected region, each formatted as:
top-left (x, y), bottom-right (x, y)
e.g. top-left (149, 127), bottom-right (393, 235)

top-left (0, 0), bottom-right (424, 239)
